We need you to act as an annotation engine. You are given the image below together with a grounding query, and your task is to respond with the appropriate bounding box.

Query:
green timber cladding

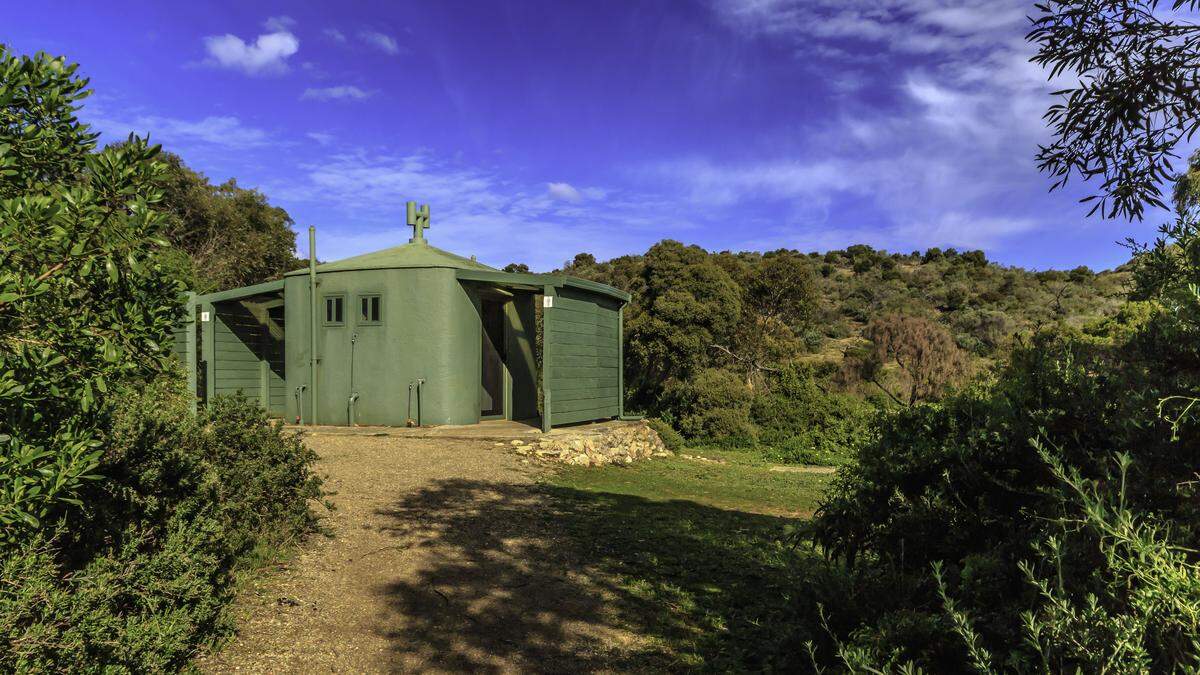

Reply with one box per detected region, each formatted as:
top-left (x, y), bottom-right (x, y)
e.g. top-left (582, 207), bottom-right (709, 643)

top-left (174, 203), bottom-right (630, 431)
top-left (544, 286), bottom-right (623, 426)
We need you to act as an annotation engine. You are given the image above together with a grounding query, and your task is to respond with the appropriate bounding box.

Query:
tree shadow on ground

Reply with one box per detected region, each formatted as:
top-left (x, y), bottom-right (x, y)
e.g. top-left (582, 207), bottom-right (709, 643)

top-left (374, 478), bottom-right (823, 672)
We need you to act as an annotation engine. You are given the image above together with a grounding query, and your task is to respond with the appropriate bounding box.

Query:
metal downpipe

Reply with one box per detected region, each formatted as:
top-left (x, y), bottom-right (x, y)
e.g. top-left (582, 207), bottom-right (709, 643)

top-left (308, 226), bottom-right (319, 426)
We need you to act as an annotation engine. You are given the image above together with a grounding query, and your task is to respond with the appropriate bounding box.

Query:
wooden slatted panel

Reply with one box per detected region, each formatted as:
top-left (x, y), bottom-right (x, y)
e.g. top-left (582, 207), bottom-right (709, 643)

top-left (170, 325), bottom-right (189, 368)
top-left (545, 287), bottom-right (621, 425)
top-left (209, 300), bottom-right (285, 416)
top-left (212, 307), bottom-right (265, 400)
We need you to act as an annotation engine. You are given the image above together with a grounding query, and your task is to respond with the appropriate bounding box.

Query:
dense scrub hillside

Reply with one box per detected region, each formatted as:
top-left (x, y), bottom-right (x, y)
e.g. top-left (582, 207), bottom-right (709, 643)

top-left (533, 243), bottom-right (1126, 462)
top-left (557, 244), bottom-right (1126, 365)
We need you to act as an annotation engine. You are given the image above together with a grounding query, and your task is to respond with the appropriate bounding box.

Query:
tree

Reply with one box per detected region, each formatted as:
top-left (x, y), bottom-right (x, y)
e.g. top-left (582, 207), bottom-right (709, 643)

top-left (502, 262), bottom-right (530, 273)
top-left (847, 314), bottom-right (968, 406)
top-left (0, 48), bottom-right (183, 538)
top-left (1128, 148), bottom-right (1200, 302)
top-left (1029, 0), bottom-right (1200, 220)
top-left (152, 151), bottom-right (300, 292)
top-left (625, 240), bottom-right (742, 410)
top-left (713, 253), bottom-right (816, 389)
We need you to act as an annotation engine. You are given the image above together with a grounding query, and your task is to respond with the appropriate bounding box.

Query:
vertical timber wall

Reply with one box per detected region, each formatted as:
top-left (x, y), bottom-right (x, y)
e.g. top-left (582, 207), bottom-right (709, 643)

top-left (543, 286), bottom-right (622, 426)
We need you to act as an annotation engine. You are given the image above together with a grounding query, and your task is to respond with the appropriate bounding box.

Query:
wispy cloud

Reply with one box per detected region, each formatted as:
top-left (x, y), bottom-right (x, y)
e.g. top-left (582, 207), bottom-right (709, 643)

top-left (358, 30), bottom-right (400, 55)
top-left (203, 18), bottom-right (299, 75)
top-left (306, 132), bottom-right (336, 146)
top-left (681, 0), bottom-right (1081, 253)
top-left (547, 182), bottom-right (583, 202)
top-left (90, 111), bottom-right (271, 150)
top-left (263, 16), bottom-right (296, 32)
top-left (264, 150), bottom-right (675, 268)
top-left (301, 85), bottom-right (375, 102)
top-left (323, 28), bottom-right (347, 43)
top-left (711, 0), bottom-right (1025, 56)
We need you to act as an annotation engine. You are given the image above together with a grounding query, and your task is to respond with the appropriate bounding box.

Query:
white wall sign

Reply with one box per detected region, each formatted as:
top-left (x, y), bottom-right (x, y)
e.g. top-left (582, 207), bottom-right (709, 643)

top-left (542, 296), bottom-right (554, 308)
top-left (200, 311), bottom-right (210, 322)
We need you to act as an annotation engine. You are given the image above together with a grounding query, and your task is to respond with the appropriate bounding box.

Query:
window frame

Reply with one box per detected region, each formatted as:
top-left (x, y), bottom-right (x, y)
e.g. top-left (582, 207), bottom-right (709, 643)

top-left (322, 294), bottom-right (346, 327)
top-left (357, 293), bottom-right (383, 326)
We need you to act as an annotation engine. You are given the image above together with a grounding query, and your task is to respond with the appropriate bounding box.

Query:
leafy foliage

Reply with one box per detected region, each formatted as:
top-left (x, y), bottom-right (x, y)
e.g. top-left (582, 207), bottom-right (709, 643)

top-left (559, 240), bottom-right (1119, 456)
top-left (665, 368), bottom-right (757, 447)
top-left (623, 241), bottom-right (743, 407)
top-left (152, 151), bottom-right (301, 292)
top-left (644, 417), bottom-right (684, 452)
top-left (751, 365), bottom-right (874, 466)
top-left (846, 314), bottom-right (970, 406)
top-left (0, 48), bottom-right (183, 539)
top-left (1029, 0), bottom-right (1200, 220)
top-left (0, 381), bottom-right (322, 672)
top-left (0, 47), bottom-right (323, 669)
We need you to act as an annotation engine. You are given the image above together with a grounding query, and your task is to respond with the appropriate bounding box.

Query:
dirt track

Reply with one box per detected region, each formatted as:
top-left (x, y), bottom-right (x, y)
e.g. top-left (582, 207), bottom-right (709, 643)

top-left (199, 428), bottom-right (644, 673)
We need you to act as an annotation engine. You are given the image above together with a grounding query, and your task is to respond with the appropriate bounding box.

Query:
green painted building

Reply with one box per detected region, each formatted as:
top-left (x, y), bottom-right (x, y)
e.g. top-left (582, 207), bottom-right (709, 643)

top-left (176, 202), bottom-right (630, 431)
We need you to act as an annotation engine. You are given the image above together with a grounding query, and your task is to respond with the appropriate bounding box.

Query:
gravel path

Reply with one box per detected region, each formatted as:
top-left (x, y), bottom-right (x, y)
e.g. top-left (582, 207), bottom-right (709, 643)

top-left (199, 432), bottom-right (643, 674)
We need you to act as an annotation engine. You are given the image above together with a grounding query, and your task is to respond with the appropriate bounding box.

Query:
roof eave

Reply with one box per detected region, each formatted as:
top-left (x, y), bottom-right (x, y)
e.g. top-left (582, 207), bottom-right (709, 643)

top-left (455, 269), bottom-right (629, 303)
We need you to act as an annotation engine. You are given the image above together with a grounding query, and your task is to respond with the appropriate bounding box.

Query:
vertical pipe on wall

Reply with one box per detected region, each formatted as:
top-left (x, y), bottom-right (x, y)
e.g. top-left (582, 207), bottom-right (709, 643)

top-left (308, 226), bottom-right (319, 426)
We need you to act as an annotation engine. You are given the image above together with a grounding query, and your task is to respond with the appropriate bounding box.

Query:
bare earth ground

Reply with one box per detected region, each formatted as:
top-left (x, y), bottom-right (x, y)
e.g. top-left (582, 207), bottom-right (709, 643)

top-left (198, 425), bottom-right (647, 674)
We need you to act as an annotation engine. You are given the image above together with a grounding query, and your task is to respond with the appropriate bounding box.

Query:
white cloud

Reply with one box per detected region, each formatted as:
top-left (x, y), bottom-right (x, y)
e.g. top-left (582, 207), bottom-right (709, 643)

top-left (892, 212), bottom-right (1038, 249)
top-left (91, 113), bottom-right (271, 149)
top-left (358, 30), bottom-right (400, 55)
top-left (263, 16), bottom-right (296, 32)
top-left (262, 151), bottom-right (676, 269)
top-left (547, 182), bottom-right (583, 202)
top-left (651, 157), bottom-right (861, 207)
top-left (301, 85), bottom-right (375, 101)
top-left (203, 21), bottom-right (299, 75)
top-left (682, 0), bottom-right (1089, 254)
top-left (324, 28), bottom-right (347, 43)
top-left (712, 0), bottom-right (1025, 55)
top-left (306, 132), bottom-right (336, 146)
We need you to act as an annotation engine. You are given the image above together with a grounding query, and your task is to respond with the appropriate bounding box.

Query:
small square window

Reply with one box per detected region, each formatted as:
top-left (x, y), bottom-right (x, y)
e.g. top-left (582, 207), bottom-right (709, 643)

top-left (323, 295), bottom-right (344, 326)
top-left (358, 294), bottom-right (382, 324)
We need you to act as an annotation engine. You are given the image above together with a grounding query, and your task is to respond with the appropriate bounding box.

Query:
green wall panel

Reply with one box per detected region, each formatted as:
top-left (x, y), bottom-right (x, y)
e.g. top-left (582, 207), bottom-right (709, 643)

top-left (544, 286), bottom-right (622, 426)
top-left (285, 267), bottom-right (483, 427)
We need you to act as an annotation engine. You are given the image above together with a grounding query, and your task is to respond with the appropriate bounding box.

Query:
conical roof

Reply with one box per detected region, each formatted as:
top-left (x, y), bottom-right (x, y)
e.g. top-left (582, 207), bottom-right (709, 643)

top-left (285, 240), bottom-right (496, 276)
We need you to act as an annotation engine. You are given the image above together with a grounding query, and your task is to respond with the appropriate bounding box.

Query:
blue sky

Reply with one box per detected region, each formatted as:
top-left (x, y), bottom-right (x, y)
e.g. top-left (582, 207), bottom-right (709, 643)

top-left (6, 0), bottom-right (1185, 271)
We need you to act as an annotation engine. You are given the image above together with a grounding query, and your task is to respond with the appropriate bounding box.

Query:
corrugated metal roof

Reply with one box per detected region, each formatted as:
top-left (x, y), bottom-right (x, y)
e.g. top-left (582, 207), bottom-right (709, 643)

top-left (283, 241), bottom-right (497, 276)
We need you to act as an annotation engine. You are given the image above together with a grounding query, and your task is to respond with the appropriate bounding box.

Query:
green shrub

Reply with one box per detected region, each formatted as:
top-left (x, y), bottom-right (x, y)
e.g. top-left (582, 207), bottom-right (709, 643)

top-left (802, 329), bottom-right (825, 352)
top-left (668, 369), bottom-right (757, 446)
top-left (646, 418), bottom-right (684, 452)
top-left (0, 379), bottom-right (323, 671)
top-left (752, 365), bottom-right (875, 465)
top-left (0, 48), bottom-right (183, 542)
top-left (807, 310), bottom-right (1200, 669)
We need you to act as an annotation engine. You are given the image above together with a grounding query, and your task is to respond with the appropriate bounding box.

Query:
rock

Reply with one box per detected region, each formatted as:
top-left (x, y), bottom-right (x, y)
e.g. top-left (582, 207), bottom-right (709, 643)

top-left (510, 420), bottom-right (671, 468)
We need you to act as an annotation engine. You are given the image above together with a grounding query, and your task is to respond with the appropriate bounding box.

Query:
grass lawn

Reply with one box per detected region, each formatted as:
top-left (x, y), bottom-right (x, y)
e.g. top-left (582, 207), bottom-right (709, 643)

top-left (550, 448), bottom-right (831, 517)
top-left (541, 450), bottom-right (837, 671)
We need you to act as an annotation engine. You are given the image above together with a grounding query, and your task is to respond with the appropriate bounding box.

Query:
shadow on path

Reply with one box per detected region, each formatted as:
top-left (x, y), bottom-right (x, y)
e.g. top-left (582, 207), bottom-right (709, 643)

top-left (375, 478), bottom-right (818, 672)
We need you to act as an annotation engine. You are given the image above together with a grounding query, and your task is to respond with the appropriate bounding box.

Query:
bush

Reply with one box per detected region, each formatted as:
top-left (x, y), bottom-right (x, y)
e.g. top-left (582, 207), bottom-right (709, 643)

top-left (668, 369), bottom-right (757, 446)
top-left (0, 379), bottom-right (323, 671)
top-left (807, 310), bottom-right (1200, 669)
top-left (0, 48), bottom-right (183, 542)
top-left (752, 365), bottom-right (875, 465)
top-left (646, 418), bottom-right (685, 452)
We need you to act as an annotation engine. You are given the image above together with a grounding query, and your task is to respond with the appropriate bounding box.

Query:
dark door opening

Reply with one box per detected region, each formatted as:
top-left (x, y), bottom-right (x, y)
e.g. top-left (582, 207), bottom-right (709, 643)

top-left (481, 298), bottom-right (505, 417)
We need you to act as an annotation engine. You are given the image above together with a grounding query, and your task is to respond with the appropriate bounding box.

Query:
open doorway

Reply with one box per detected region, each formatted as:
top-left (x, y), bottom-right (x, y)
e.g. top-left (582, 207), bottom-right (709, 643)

top-left (480, 297), bottom-right (506, 418)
